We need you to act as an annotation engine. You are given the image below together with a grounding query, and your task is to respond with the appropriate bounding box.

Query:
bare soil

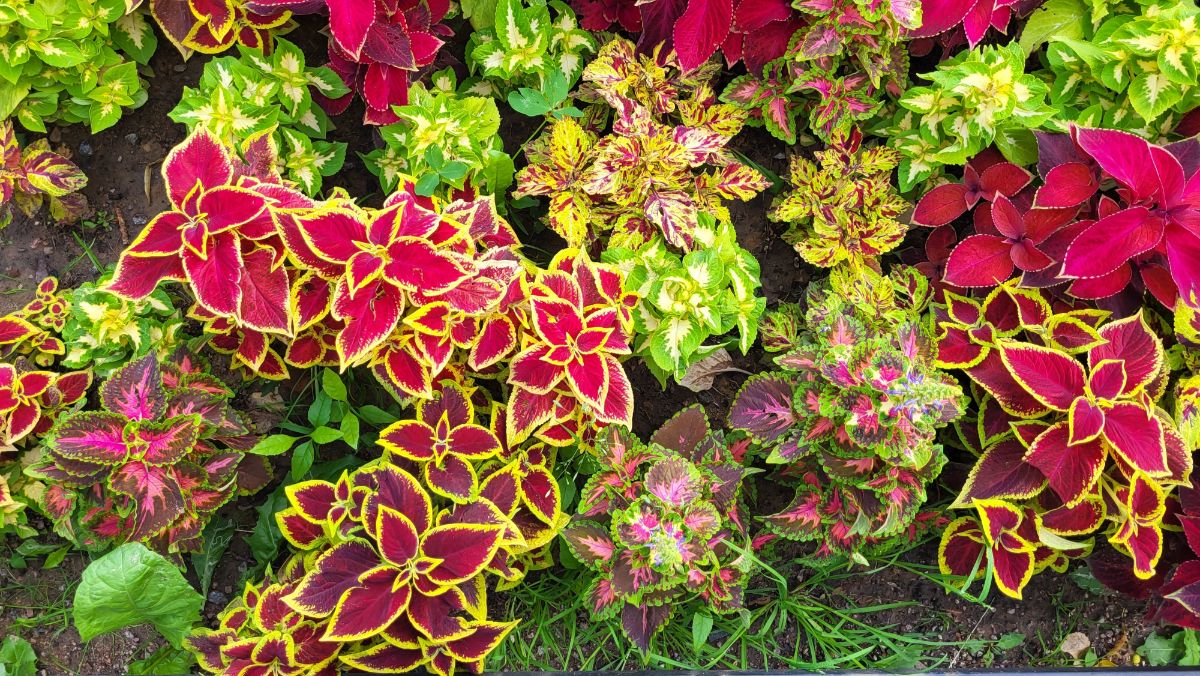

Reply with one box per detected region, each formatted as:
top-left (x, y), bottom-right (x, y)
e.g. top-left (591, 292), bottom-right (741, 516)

top-left (0, 22), bottom-right (1157, 674)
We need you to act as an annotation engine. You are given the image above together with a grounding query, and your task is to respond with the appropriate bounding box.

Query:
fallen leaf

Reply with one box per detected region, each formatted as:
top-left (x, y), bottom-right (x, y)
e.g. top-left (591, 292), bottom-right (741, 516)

top-left (678, 348), bottom-right (748, 392)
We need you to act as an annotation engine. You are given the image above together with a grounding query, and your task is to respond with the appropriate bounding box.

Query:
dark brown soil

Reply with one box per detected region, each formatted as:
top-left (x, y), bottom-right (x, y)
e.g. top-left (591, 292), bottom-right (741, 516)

top-left (0, 21), bottom-right (1159, 675)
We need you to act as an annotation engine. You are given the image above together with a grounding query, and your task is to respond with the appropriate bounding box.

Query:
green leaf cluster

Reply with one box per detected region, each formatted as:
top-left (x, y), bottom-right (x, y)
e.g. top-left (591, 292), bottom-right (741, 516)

top-left (0, 0), bottom-right (152, 132)
top-left (464, 0), bottom-right (595, 108)
top-left (61, 274), bottom-right (184, 377)
top-left (1041, 0), bottom-right (1200, 134)
top-left (1139, 629), bottom-right (1200, 667)
top-left (248, 368), bottom-right (395, 480)
top-left (603, 217), bottom-right (764, 383)
top-left (363, 69), bottom-right (514, 197)
top-left (879, 43), bottom-right (1054, 191)
top-left (168, 38), bottom-right (350, 196)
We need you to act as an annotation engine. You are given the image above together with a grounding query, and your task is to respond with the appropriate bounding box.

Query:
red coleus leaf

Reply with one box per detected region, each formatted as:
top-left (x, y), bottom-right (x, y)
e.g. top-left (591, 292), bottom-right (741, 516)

top-left (998, 343), bottom-right (1085, 411)
top-left (328, 0), bottom-right (380, 58)
top-left (943, 235), bottom-right (1014, 287)
top-left (419, 523), bottom-right (503, 586)
top-left (1111, 473), bottom-right (1165, 579)
top-left (938, 516), bottom-right (985, 578)
top-left (444, 620), bottom-right (518, 662)
top-left (1062, 207), bottom-right (1165, 279)
top-left (974, 499), bottom-right (1038, 599)
top-left (162, 128), bottom-right (234, 206)
top-left (672, 0), bottom-right (734, 71)
top-left (1102, 401), bottom-right (1167, 477)
top-left (1023, 422), bottom-right (1104, 507)
top-left (285, 540), bottom-right (382, 617)
top-left (237, 246), bottom-right (291, 334)
top-left (424, 454), bottom-right (478, 501)
top-left (913, 183), bottom-right (970, 227)
top-left (325, 567), bottom-right (411, 640)
top-left (956, 439), bottom-right (1045, 504)
top-left (1042, 498), bottom-right (1104, 535)
top-left (1035, 162), bottom-right (1098, 208)
top-left (1087, 312), bottom-right (1162, 396)
top-left (1067, 126), bottom-right (1200, 303)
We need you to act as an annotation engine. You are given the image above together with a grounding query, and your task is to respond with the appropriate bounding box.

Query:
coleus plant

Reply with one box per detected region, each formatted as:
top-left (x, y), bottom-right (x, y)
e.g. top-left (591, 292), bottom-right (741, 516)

top-left (284, 176), bottom-right (525, 399)
top-left (107, 129), bottom-right (298, 337)
top-left (138, 0), bottom-right (292, 56)
top-left (169, 38), bottom-right (351, 196)
top-left (0, 276), bottom-right (70, 368)
top-left (769, 127), bottom-right (908, 269)
top-left (0, 275), bottom-right (82, 474)
top-left (562, 406), bottom-right (752, 653)
top-left (362, 69), bottom-right (514, 198)
top-left (267, 454), bottom-right (557, 674)
top-left (246, 0), bottom-right (453, 124)
top-left (602, 216), bottom-right (764, 383)
top-left (186, 555), bottom-right (341, 675)
top-left (515, 37), bottom-right (769, 252)
top-left (0, 120), bottom-right (89, 228)
top-left (0, 360), bottom-right (90, 450)
top-left (1044, 0), bottom-right (1200, 130)
top-left (60, 274), bottom-right (185, 378)
top-left (909, 139), bottom-right (1181, 314)
top-left (719, 0), bottom-right (914, 144)
top-left (379, 381), bottom-right (501, 503)
top-left (729, 267), bottom-right (965, 557)
top-left (936, 301), bottom-right (1192, 597)
top-left (464, 0), bottom-right (595, 99)
top-left (0, 0), bottom-right (151, 133)
top-left (31, 353), bottom-right (270, 554)
top-left (506, 248), bottom-right (637, 445)
top-left (879, 43), bottom-right (1054, 191)
top-left (1052, 127), bottom-right (1200, 315)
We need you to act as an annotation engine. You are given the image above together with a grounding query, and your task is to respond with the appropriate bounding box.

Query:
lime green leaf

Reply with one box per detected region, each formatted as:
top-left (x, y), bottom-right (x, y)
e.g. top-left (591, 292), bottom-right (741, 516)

top-left (247, 434), bottom-right (297, 456)
top-left (73, 543), bottom-right (203, 648)
top-left (340, 413), bottom-right (360, 450)
top-left (0, 636), bottom-right (37, 676)
top-left (310, 426), bottom-right (343, 444)
top-left (1019, 0), bottom-right (1087, 54)
top-left (290, 440), bottom-right (315, 480)
top-left (321, 368), bottom-right (347, 401)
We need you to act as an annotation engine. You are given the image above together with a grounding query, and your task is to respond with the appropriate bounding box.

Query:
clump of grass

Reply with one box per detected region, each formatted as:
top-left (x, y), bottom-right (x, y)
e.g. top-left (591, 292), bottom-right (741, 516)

top-left (488, 538), bottom-right (1007, 671)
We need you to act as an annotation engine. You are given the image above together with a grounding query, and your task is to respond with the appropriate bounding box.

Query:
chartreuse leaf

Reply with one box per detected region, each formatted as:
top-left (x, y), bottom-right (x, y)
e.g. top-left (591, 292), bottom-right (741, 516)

top-left (73, 543), bottom-right (203, 648)
top-left (126, 645), bottom-right (195, 675)
top-left (0, 636), bottom-right (36, 676)
top-left (291, 440), bottom-right (315, 479)
top-left (1019, 0), bottom-right (1087, 54)
top-left (321, 368), bottom-right (347, 401)
top-left (341, 413), bottom-right (361, 449)
top-left (247, 434), bottom-right (296, 456)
